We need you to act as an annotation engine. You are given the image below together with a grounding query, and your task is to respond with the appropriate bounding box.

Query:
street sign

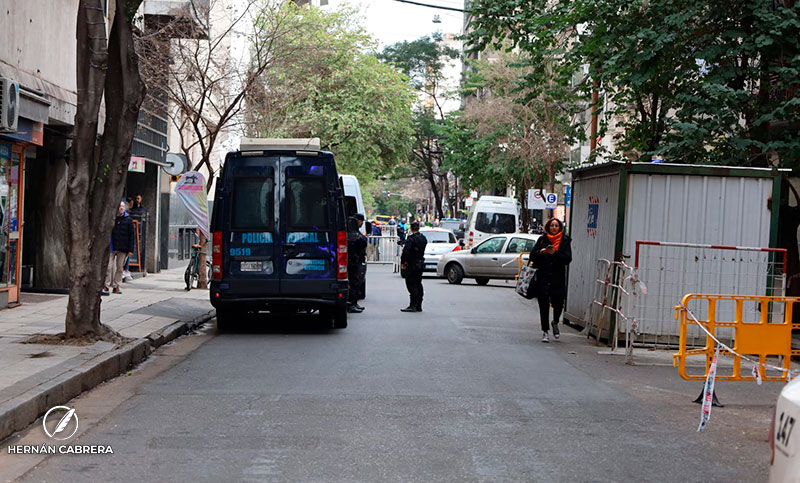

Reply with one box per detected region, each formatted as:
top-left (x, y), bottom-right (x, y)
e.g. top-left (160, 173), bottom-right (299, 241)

top-left (527, 189), bottom-right (545, 209)
top-left (545, 192), bottom-right (557, 209)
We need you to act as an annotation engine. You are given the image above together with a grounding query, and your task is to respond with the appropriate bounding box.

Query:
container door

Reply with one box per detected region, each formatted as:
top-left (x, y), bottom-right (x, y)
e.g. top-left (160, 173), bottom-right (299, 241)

top-left (279, 158), bottom-right (337, 296)
top-left (224, 163), bottom-right (278, 295)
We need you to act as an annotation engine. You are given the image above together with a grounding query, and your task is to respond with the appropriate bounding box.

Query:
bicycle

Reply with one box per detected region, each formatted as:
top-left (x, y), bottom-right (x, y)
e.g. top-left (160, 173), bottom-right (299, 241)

top-left (184, 243), bottom-right (211, 290)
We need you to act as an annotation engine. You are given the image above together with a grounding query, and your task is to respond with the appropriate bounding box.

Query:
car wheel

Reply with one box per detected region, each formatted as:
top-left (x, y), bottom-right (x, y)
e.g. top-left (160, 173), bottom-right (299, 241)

top-left (475, 277), bottom-right (490, 286)
top-left (446, 263), bottom-right (464, 284)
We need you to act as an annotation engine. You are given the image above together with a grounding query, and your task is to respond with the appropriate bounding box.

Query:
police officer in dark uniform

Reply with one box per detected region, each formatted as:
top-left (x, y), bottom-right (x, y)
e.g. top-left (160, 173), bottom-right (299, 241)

top-left (400, 221), bottom-right (427, 312)
top-left (347, 214), bottom-right (368, 313)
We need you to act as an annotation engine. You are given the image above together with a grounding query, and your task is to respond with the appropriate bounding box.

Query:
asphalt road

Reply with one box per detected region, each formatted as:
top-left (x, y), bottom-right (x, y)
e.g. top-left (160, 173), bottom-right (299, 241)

top-left (6, 266), bottom-right (779, 482)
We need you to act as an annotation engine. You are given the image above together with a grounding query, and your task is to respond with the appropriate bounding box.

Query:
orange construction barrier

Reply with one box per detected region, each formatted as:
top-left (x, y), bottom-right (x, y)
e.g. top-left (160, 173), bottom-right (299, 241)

top-left (672, 294), bottom-right (800, 382)
top-left (515, 252), bottom-right (531, 280)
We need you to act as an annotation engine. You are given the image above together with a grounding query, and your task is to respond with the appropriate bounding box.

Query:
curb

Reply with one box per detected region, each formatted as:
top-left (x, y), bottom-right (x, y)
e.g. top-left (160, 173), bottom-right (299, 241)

top-left (0, 309), bottom-right (215, 443)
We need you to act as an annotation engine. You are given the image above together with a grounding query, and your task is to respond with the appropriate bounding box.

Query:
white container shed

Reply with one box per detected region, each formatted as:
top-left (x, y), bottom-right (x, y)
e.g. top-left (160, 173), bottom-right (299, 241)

top-left (565, 162), bottom-right (787, 345)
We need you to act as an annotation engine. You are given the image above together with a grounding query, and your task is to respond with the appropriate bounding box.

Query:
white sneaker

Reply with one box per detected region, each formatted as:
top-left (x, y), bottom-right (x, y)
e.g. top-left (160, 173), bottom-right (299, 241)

top-left (541, 331), bottom-right (550, 343)
top-left (122, 271), bottom-right (132, 282)
top-left (552, 323), bottom-right (560, 340)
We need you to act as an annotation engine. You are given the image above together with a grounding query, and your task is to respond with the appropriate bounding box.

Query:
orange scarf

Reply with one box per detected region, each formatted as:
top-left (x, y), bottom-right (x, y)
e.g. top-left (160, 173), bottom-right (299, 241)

top-left (546, 231), bottom-right (563, 251)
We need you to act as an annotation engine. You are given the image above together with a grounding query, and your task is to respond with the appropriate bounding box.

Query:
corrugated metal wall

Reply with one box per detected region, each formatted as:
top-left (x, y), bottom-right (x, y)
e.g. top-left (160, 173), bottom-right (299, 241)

top-left (565, 171), bottom-right (620, 328)
top-left (623, 174), bottom-right (775, 344)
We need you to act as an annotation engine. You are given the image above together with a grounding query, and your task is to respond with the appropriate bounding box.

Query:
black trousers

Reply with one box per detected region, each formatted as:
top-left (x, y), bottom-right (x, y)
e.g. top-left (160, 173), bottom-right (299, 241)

top-left (405, 272), bottom-right (424, 308)
top-left (537, 294), bottom-right (564, 332)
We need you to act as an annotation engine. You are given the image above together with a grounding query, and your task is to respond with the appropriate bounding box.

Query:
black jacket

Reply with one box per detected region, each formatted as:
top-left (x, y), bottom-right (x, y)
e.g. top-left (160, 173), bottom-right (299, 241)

top-left (111, 214), bottom-right (137, 254)
top-left (401, 232), bottom-right (427, 273)
top-left (530, 234), bottom-right (572, 298)
top-left (348, 232), bottom-right (367, 267)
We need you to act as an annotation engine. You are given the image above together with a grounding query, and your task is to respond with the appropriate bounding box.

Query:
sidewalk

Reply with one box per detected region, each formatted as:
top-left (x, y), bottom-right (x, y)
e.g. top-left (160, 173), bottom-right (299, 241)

top-left (0, 268), bottom-right (215, 442)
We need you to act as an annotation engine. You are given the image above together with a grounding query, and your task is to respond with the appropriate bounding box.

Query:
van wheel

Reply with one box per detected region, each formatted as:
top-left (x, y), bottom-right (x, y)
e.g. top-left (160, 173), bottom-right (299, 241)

top-left (475, 277), bottom-right (490, 286)
top-left (216, 307), bottom-right (237, 333)
top-left (446, 263), bottom-right (464, 285)
top-left (332, 305), bottom-right (348, 329)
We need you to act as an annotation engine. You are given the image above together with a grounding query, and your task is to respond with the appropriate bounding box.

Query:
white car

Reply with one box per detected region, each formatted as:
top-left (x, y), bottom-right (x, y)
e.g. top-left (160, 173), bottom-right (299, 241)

top-left (436, 233), bottom-right (540, 285)
top-left (770, 377), bottom-right (800, 482)
top-left (419, 227), bottom-right (461, 274)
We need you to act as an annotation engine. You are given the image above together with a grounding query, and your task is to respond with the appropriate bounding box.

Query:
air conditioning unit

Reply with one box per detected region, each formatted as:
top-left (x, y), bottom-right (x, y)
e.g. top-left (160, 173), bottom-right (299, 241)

top-left (0, 77), bottom-right (20, 132)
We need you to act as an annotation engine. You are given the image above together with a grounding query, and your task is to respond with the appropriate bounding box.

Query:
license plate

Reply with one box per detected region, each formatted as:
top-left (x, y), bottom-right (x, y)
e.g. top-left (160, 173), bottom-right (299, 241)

top-left (240, 261), bottom-right (262, 271)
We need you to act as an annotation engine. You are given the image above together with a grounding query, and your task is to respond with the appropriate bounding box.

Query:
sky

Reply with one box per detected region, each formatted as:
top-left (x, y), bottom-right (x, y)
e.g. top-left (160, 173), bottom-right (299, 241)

top-left (326, 0), bottom-right (466, 49)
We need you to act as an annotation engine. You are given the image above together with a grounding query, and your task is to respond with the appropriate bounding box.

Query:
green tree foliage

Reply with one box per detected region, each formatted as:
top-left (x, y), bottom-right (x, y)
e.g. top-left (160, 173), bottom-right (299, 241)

top-left (465, 0), bottom-right (800, 167)
top-left (439, 49), bottom-right (571, 230)
top-left (379, 35), bottom-right (461, 218)
top-left (247, 3), bottom-right (415, 181)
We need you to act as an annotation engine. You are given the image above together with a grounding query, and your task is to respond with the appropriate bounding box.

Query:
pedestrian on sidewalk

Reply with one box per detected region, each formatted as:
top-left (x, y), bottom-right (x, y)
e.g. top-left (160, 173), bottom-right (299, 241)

top-left (105, 201), bottom-right (136, 295)
top-left (400, 221), bottom-right (426, 312)
top-left (530, 218), bottom-right (572, 343)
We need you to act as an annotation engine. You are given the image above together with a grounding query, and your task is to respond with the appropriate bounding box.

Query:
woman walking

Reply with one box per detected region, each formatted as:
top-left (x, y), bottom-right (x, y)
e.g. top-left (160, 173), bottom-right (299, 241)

top-left (530, 218), bottom-right (572, 343)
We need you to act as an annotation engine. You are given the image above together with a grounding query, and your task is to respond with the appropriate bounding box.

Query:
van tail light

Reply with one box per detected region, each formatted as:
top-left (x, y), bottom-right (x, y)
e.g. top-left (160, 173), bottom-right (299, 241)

top-left (469, 231), bottom-right (474, 247)
top-left (212, 231), bottom-right (223, 279)
top-left (337, 231), bottom-right (348, 279)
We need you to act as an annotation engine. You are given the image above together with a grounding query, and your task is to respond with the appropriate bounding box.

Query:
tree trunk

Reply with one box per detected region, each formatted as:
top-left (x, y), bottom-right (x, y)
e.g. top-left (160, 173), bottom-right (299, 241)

top-left (65, 0), bottom-right (146, 338)
top-left (519, 179), bottom-right (530, 233)
top-left (197, 233), bottom-right (209, 289)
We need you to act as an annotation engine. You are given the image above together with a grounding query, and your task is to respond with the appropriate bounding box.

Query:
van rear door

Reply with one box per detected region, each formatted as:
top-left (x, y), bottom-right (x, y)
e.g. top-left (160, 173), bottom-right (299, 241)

top-left (224, 159), bottom-right (279, 295)
top-left (279, 157), bottom-right (339, 296)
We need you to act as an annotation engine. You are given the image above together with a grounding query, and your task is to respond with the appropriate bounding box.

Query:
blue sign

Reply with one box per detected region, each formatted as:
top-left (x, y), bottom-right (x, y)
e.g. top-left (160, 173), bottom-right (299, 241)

top-left (587, 203), bottom-right (599, 229)
top-left (565, 186), bottom-right (571, 207)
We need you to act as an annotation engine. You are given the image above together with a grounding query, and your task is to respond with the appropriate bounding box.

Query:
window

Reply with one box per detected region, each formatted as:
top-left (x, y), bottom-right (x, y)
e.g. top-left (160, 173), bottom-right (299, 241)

top-left (286, 177), bottom-right (328, 229)
top-left (231, 178), bottom-right (273, 230)
top-left (475, 237), bottom-right (506, 254)
top-left (507, 237), bottom-right (538, 254)
top-left (421, 231), bottom-right (456, 243)
top-left (475, 212), bottom-right (516, 234)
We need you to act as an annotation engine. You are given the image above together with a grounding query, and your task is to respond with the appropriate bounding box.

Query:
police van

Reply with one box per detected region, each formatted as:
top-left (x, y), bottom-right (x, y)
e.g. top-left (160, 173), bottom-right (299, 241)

top-left (209, 138), bottom-right (350, 330)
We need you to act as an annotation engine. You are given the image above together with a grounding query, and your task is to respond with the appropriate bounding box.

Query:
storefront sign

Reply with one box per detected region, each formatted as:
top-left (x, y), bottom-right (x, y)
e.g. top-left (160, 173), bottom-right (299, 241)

top-left (0, 144), bottom-right (10, 159)
top-left (0, 119), bottom-right (44, 146)
top-left (128, 156), bottom-right (146, 173)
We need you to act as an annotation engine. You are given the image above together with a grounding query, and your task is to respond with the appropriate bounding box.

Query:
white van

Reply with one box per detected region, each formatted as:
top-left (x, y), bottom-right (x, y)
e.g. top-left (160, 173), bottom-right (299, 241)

top-left (340, 175), bottom-right (365, 217)
top-left (465, 196), bottom-right (519, 247)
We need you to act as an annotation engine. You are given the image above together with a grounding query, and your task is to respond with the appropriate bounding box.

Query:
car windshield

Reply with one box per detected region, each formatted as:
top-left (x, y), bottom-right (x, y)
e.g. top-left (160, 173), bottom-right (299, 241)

top-left (421, 231), bottom-right (455, 243)
top-left (475, 212), bottom-right (516, 234)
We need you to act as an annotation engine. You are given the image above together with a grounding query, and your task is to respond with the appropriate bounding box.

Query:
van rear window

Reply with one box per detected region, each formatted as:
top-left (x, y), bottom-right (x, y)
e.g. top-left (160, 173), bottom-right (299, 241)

top-left (287, 177), bottom-right (329, 229)
top-left (232, 178), bottom-right (274, 230)
top-left (475, 212), bottom-right (516, 234)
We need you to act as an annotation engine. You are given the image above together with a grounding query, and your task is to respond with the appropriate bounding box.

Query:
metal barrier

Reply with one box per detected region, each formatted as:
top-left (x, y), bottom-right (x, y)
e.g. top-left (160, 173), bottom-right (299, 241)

top-left (587, 259), bottom-right (647, 362)
top-left (672, 294), bottom-right (800, 382)
top-left (367, 224), bottom-right (401, 272)
top-left (514, 252), bottom-right (531, 280)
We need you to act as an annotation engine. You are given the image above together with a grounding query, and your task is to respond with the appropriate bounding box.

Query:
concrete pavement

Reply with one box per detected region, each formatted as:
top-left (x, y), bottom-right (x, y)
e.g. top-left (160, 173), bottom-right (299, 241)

top-left (0, 268), bottom-right (214, 442)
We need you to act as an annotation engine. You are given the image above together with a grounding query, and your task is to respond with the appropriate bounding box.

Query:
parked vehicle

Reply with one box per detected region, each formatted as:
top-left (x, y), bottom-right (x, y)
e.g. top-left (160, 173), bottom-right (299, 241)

top-left (465, 196), bottom-right (519, 247)
top-left (440, 218), bottom-right (466, 241)
top-left (436, 233), bottom-right (540, 285)
top-left (374, 215), bottom-right (393, 224)
top-left (770, 376), bottom-right (800, 482)
top-left (209, 138), bottom-right (351, 330)
top-left (419, 227), bottom-right (460, 274)
top-left (341, 174), bottom-right (365, 219)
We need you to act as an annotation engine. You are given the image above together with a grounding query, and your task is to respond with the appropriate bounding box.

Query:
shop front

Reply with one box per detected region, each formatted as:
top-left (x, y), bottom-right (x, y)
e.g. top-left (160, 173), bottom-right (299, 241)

top-left (0, 119), bottom-right (40, 305)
